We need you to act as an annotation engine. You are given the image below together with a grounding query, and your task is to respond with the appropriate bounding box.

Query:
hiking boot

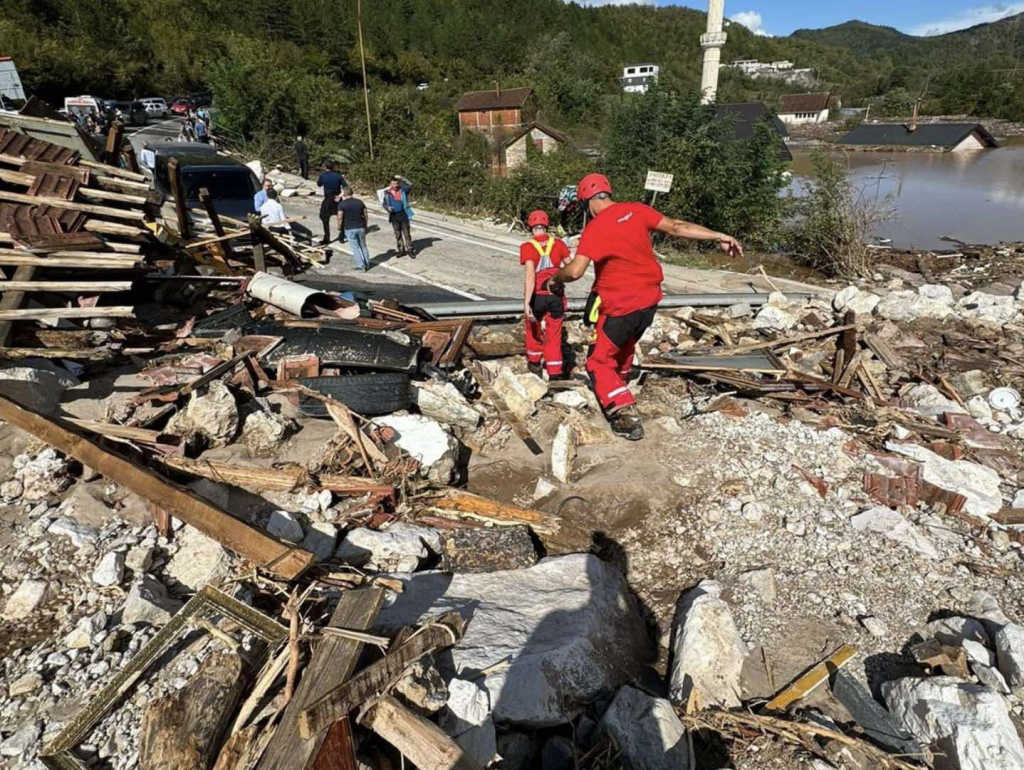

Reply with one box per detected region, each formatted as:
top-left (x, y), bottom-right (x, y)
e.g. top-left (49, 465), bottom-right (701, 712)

top-left (607, 405), bottom-right (644, 441)
top-left (527, 362), bottom-right (543, 377)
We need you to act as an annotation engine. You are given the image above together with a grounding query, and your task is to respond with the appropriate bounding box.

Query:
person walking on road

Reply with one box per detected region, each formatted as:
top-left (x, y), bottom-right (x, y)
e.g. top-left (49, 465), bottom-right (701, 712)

top-left (337, 187), bottom-right (371, 271)
top-left (383, 175), bottom-right (414, 258)
top-left (194, 115), bottom-right (209, 144)
top-left (520, 210), bottom-right (571, 378)
top-left (294, 136), bottom-right (309, 179)
top-left (316, 161), bottom-right (347, 246)
top-left (550, 173), bottom-right (743, 440)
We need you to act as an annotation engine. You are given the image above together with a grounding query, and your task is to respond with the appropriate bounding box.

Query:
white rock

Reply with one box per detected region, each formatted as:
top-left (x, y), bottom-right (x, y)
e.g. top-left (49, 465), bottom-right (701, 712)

top-left (753, 305), bottom-right (797, 331)
top-left (2, 579), bottom-right (48, 619)
top-left (738, 568), bottom-right (776, 603)
top-left (882, 676), bottom-right (1024, 770)
top-left (918, 284), bottom-right (955, 304)
top-left (927, 617), bottom-right (991, 648)
top-left (967, 396), bottom-right (994, 423)
top-left (374, 414), bottom-right (458, 484)
top-left (336, 523), bottom-right (439, 572)
top-left (300, 522), bottom-right (337, 563)
top-left (1, 478), bottom-right (22, 500)
top-left (972, 663), bottom-right (1011, 694)
top-left (240, 410), bottom-right (290, 456)
top-left (957, 292), bottom-right (1019, 326)
top-left (412, 381), bottom-right (481, 427)
top-left (0, 720), bottom-right (41, 758)
top-left (122, 575), bottom-right (182, 626)
top-left (516, 372), bottom-right (548, 402)
top-left (532, 477), bottom-right (558, 501)
top-left (601, 686), bottom-right (690, 770)
top-left (126, 545), bottom-right (155, 573)
top-left (900, 383), bottom-right (965, 418)
top-left (551, 424), bottom-right (576, 484)
top-left (833, 286), bottom-right (881, 316)
top-left (962, 639), bottom-right (994, 666)
top-left (376, 554), bottom-right (652, 726)
top-left (8, 672), bottom-right (43, 697)
top-left (860, 615), bottom-right (888, 637)
top-left (47, 516), bottom-right (98, 547)
top-left (18, 448), bottom-right (69, 500)
top-left (91, 551), bottom-right (125, 587)
top-left (726, 302), bottom-right (753, 318)
top-left (553, 389), bottom-right (589, 410)
top-left (444, 678), bottom-right (491, 733)
top-left (850, 506), bottom-right (939, 559)
top-left (669, 580), bottom-right (745, 709)
top-left (994, 623), bottom-right (1024, 689)
top-left (886, 442), bottom-right (1002, 518)
top-left (167, 380), bottom-right (239, 447)
top-left (266, 510), bottom-right (304, 543)
top-left (491, 368), bottom-right (539, 421)
top-left (877, 290), bottom-right (953, 322)
top-left (65, 611), bottom-right (106, 649)
top-left (165, 525), bottom-right (228, 589)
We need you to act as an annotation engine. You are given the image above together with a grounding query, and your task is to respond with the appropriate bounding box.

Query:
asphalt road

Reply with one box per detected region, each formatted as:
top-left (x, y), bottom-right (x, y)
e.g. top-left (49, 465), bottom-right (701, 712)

top-left (128, 118), bottom-right (821, 303)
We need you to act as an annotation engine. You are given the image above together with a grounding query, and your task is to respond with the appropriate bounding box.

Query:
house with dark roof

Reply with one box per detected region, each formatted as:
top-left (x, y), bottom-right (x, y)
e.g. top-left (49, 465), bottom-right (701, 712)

top-left (778, 92), bottom-right (836, 125)
top-left (715, 102), bottom-right (792, 161)
top-left (455, 86), bottom-right (535, 139)
top-left (497, 121), bottom-right (568, 176)
top-left (838, 123), bottom-right (998, 152)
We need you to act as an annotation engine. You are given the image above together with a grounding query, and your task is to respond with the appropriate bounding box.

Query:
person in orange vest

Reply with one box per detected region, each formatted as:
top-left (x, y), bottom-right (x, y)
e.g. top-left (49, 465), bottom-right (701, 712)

top-left (548, 173), bottom-right (743, 440)
top-left (520, 210), bottom-right (572, 377)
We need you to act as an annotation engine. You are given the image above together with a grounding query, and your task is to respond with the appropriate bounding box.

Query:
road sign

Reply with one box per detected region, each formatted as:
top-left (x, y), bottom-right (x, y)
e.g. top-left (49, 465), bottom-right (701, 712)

top-left (644, 170), bottom-right (673, 193)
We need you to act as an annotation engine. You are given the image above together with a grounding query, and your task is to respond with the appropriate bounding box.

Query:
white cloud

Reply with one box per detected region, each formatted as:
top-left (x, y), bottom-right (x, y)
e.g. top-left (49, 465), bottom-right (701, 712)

top-left (909, 2), bottom-right (1024, 36)
top-left (730, 10), bottom-right (770, 36)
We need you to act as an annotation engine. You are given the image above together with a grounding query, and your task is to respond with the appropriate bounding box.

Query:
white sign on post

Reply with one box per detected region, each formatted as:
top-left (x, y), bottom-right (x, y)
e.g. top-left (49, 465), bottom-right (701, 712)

top-left (644, 170), bottom-right (673, 193)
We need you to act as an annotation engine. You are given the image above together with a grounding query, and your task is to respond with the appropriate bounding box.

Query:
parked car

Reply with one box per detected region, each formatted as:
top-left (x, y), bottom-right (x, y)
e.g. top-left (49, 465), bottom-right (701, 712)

top-left (169, 97), bottom-right (191, 115)
top-left (139, 140), bottom-right (218, 174)
top-left (152, 152), bottom-right (260, 222)
top-left (104, 100), bottom-right (148, 126)
top-left (140, 98), bottom-right (168, 118)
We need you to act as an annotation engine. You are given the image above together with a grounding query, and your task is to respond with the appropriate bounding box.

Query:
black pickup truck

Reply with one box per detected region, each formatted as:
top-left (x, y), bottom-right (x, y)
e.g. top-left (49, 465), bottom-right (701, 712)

top-left (143, 143), bottom-right (260, 221)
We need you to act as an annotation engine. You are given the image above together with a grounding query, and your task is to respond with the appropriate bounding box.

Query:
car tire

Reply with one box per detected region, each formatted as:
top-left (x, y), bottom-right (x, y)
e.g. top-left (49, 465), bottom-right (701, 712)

top-left (298, 373), bottom-right (412, 417)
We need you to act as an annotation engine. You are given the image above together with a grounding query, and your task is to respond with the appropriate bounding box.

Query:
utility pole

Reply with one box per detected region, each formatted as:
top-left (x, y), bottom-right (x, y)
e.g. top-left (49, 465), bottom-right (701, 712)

top-left (700, 0), bottom-right (728, 104)
top-left (357, 0), bottom-right (374, 160)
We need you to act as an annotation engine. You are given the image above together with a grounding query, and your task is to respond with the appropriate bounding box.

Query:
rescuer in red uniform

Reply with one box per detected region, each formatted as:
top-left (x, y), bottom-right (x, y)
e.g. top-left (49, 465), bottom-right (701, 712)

top-left (520, 209), bottom-right (571, 377)
top-left (549, 173), bottom-right (743, 440)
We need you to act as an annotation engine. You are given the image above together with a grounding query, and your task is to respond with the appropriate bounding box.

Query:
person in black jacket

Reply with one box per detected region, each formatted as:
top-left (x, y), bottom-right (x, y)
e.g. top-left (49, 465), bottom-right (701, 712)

top-left (294, 135), bottom-right (308, 179)
top-left (316, 161), bottom-right (347, 245)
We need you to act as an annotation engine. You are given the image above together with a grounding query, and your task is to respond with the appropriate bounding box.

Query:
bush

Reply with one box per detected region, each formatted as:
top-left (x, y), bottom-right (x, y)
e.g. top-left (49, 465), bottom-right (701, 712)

top-left (784, 152), bottom-right (891, 277)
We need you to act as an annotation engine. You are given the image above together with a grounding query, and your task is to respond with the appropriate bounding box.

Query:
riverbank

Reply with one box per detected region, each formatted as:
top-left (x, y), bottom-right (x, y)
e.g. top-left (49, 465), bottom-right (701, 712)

top-left (787, 116), bottom-right (1024, 147)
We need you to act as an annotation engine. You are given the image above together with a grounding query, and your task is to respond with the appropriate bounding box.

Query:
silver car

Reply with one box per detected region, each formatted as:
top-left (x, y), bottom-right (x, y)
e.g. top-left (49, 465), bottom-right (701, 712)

top-left (140, 98), bottom-right (168, 118)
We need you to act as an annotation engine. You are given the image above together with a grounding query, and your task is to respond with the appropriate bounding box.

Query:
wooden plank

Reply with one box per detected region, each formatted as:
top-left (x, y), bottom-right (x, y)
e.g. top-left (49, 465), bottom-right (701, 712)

top-left (0, 306), bottom-right (134, 321)
top-left (83, 220), bottom-right (151, 239)
top-left (0, 264), bottom-right (34, 346)
top-left (0, 280), bottom-right (132, 292)
top-left (0, 189), bottom-right (146, 222)
top-left (20, 160), bottom-right (89, 183)
top-left (0, 347), bottom-right (116, 361)
top-left (0, 393), bottom-right (314, 579)
top-left (103, 122), bottom-right (124, 166)
top-left (256, 587), bottom-right (386, 770)
top-left (311, 719), bottom-right (359, 770)
top-left (426, 489), bottom-right (566, 540)
top-left (14, 230), bottom-right (107, 253)
top-left (764, 643), bottom-right (857, 712)
top-left (79, 158), bottom-right (147, 181)
top-left (78, 187), bottom-right (148, 206)
top-left (168, 157), bottom-right (191, 239)
top-left (357, 696), bottom-right (466, 770)
top-left (0, 255), bottom-right (138, 269)
top-left (297, 612), bottom-right (467, 740)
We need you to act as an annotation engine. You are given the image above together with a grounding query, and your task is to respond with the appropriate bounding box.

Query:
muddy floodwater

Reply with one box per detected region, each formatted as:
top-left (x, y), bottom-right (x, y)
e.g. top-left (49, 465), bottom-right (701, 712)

top-left (790, 139), bottom-right (1024, 250)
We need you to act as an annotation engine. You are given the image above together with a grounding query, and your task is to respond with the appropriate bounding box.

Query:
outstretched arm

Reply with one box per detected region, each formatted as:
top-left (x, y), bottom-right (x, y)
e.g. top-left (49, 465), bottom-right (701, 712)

top-left (555, 253), bottom-right (591, 284)
top-left (654, 216), bottom-right (744, 257)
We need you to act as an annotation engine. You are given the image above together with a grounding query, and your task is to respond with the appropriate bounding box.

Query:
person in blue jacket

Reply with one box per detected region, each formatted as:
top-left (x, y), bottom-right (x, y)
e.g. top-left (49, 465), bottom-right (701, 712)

top-left (383, 175), bottom-right (415, 258)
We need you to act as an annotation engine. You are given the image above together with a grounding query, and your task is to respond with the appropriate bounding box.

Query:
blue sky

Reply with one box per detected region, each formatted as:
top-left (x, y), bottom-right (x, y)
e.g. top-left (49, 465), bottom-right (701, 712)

top-left (572, 1), bottom-right (1024, 37)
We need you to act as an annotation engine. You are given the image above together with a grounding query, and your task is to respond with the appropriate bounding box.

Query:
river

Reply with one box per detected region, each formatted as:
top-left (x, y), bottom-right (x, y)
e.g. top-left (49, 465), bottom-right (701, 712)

top-left (790, 139), bottom-right (1024, 251)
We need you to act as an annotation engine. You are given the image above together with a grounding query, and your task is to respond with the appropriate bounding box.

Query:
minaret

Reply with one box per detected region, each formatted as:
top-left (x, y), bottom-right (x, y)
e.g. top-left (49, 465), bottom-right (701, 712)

top-left (700, 0), bottom-right (727, 104)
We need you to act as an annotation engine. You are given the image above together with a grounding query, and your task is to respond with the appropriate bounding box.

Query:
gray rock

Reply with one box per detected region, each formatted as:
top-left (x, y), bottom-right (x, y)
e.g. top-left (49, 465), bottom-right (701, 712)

top-left (125, 545), bottom-right (155, 573)
top-left (550, 424), bottom-right (576, 484)
top-left (859, 616), bottom-right (888, 637)
top-left (738, 568), bottom-right (776, 604)
top-left (900, 382), bottom-right (965, 418)
top-left (957, 292), bottom-right (1019, 326)
top-left (442, 678), bottom-right (497, 767)
top-left (167, 380), bottom-right (238, 447)
top-left (669, 580), bottom-right (745, 709)
top-left (850, 506), bottom-right (939, 559)
top-left (164, 525), bottom-right (228, 589)
top-left (266, 510), bottom-right (304, 543)
top-left (2, 579), bottom-right (48, 620)
top-left (300, 522), bottom-right (337, 563)
top-left (19, 449), bottom-right (69, 501)
top-left (8, 672), bottom-right (43, 697)
top-left (240, 410), bottom-right (290, 456)
top-left (65, 611), bottom-right (106, 649)
top-left (994, 623), bottom-right (1024, 689)
top-left (886, 442), bottom-right (1002, 519)
top-left (374, 413), bottom-right (458, 484)
top-left (0, 366), bottom-right (71, 415)
top-left (47, 516), bottom-right (98, 547)
top-left (1, 478), bottom-right (22, 501)
top-left (918, 284), bottom-right (955, 305)
top-left (949, 370), bottom-right (989, 400)
top-left (497, 732), bottom-right (535, 770)
top-left (877, 290), bottom-right (953, 322)
top-left (393, 660), bottom-right (448, 713)
top-left (91, 551), bottom-right (125, 587)
top-left (0, 720), bottom-right (42, 758)
top-left (601, 686), bottom-right (690, 770)
top-left (336, 523), bottom-right (439, 573)
top-left (376, 554), bottom-right (652, 726)
top-left (412, 380), bottom-right (481, 428)
top-left (882, 676), bottom-right (1024, 770)
top-left (927, 617), bottom-right (991, 648)
top-left (753, 305), bottom-right (797, 331)
top-left (122, 575), bottom-right (182, 626)
top-left (726, 301), bottom-right (754, 318)
top-left (972, 663), bottom-right (1011, 695)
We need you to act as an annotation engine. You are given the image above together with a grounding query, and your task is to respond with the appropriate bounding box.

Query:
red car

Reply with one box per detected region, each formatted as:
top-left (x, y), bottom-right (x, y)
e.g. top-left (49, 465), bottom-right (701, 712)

top-left (169, 98), bottom-right (191, 115)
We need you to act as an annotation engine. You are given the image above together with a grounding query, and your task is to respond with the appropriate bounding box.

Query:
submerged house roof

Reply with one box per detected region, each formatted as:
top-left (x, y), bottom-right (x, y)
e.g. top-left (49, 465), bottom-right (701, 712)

top-left (838, 122), bottom-right (998, 150)
top-left (780, 92), bottom-right (833, 114)
top-left (715, 102), bottom-right (792, 161)
top-left (455, 88), bottom-right (533, 112)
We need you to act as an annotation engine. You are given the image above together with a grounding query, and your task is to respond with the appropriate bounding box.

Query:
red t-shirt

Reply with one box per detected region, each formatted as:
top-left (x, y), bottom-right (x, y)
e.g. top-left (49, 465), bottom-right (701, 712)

top-left (577, 201), bottom-right (665, 316)
top-left (519, 234), bottom-right (570, 295)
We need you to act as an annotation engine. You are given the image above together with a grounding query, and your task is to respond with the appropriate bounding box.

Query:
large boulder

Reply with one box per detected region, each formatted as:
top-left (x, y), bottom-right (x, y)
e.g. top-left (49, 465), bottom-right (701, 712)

top-left (412, 381), bottom-right (481, 428)
top-left (375, 554), bottom-right (653, 726)
top-left (335, 523), bottom-right (440, 572)
top-left (882, 676), bottom-right (1024, 770)
top-left (877, 290), bottom-right (953, 322)
top-left (957, 292), bottom-right (1019, 327)
top-left (994, 623), bottom-right (1024, 689)
top-left (601, 686), bottom-right (690, 770)
top-left (833, 286), bottom-right (881, 316)
top-left (887, 442), bottom-right (1002, 518)
top-left (669, 580), bottom-right (746, 709)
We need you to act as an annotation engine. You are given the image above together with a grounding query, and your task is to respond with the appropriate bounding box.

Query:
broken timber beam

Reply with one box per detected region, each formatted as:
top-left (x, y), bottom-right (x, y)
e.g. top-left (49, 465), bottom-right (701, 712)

top-left (167, 157), bottom-right (192, 239)
top-left (0, 265), bottom-right (34, 347)
top-left (358, 696), bottom-right (468, 770)
top-left (763, 643), bottom-right (857, 712)
top-left (0, 189), bottom-right (146, 222)
top-left (256, 587), bottom-right (386, 770)
top-left (159, 457), bottom-right (394, 497)
top-left (0, 280), bottom-right (132, 292)
top-left (424, 489), bottom-right (577, 549)
top-left (0, 393), bottom-right (313, 579)
top-left (0, 306), bottom-right (134, 321)
top-left (297, 612), bottom-right (468, 740)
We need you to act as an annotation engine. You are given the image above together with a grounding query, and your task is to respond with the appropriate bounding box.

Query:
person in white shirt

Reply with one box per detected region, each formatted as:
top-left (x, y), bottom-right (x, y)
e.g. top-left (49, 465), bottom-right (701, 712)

top-left (259, 188), bottom-right (289, 234)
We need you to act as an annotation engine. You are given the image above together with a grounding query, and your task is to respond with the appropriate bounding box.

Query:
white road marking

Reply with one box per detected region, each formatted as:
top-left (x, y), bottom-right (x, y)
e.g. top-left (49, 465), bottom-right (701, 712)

top-left (128, 118), bottom-right (182, 137)
top-left (328, 240), bottom-right (485, 301)
top-left (367, 211), bottom-right (518, 256)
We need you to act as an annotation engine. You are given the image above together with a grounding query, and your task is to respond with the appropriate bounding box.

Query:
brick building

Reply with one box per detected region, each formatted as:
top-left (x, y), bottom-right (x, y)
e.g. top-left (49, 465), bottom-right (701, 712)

top-left (455, 87), bottom-right (536, 138)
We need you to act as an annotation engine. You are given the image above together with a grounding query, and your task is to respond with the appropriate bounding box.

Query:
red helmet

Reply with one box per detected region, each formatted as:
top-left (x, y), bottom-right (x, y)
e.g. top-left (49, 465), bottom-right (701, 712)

top-left (527, 210), bottom-right (549, 228)
top-left (577, 173), bottom-right (612, 201)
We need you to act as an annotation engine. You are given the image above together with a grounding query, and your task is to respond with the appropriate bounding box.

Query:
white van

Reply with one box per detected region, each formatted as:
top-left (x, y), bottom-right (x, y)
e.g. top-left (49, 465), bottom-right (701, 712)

top-left (63, 95), bottom-right (103, 120)
top-left (141, 98), bottom-right (168, 118)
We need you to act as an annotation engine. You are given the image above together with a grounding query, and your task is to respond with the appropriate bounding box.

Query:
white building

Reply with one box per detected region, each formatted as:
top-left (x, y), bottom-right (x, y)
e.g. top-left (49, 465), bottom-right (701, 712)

top-left (621, 64), bottom-right (659, 94)
top-left (778, 92), bottom-right (835, 125)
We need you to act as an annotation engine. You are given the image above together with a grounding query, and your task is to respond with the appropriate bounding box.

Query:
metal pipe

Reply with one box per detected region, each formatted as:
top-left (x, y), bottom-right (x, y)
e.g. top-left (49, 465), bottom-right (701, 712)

top-left (414, 292), bottom-right (821, 318)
